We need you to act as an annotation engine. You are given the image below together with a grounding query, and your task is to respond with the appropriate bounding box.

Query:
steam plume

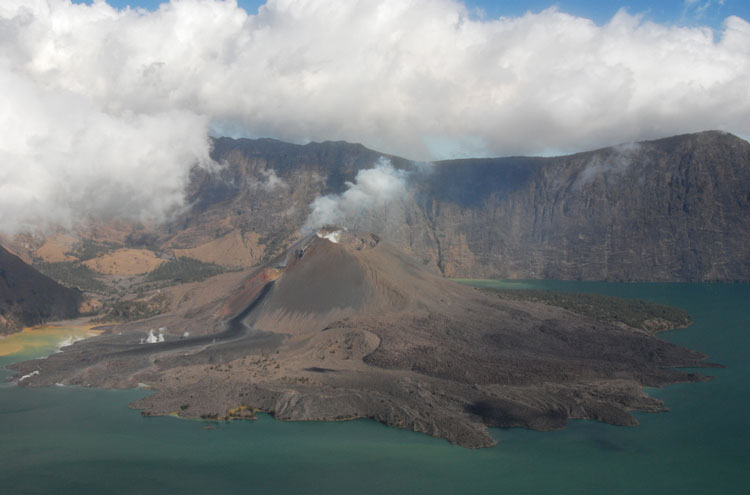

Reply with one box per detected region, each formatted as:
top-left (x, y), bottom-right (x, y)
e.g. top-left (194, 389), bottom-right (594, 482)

top-left (303, 158), bottom-right (408, 233)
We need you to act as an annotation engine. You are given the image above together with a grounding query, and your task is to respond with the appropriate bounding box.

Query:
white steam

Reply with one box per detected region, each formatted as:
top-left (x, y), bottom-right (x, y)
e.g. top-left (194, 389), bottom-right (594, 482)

top-left (57, 334), bottom-right (84, 350)
top-left (303, 158), bottom-right (408, 232)
top-left (316, 230), bottom-right (341, 243)
top-left (249, 169), bottom-right (287, 192)
top-left (141, 328), bottom-right (165, 344)
top-left (1, 1), bottom-right (750, 233)
top-left (574, 142), bottom-right (643, 188)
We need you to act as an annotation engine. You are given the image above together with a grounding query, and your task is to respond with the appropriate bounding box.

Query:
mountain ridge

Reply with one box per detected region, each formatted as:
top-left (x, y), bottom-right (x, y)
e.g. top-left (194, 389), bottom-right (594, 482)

top-left (0, 245), bottom-right (82, 334)
top-left (9, 130), bottom-right (750, 287)
top-left (194, 130), bottom-right (750, 281)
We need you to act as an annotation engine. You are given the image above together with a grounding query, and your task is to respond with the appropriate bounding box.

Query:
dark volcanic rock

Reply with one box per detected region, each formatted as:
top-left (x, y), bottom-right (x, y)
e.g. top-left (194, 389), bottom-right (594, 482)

top-left (8, 233), bottom-right (714, 447)
top-left (175, 131), bottom-right (749, 281)
top-left (0, 245), bottom-right (82, 334)
top-left (419, 130), bottom-right (750, 281)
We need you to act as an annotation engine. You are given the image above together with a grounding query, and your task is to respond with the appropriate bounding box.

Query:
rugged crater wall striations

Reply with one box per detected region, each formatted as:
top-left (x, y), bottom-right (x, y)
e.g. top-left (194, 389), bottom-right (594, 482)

top-left (184, 131), bottom-right (750, 281)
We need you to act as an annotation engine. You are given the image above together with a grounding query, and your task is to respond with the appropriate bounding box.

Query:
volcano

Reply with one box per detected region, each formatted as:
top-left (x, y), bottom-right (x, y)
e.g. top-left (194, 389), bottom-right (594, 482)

top-left (9, 231), bottom-right (713, 447)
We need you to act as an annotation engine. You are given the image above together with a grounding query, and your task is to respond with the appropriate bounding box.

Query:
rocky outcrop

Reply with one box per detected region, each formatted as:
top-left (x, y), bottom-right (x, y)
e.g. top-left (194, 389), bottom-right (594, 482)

top-left (183, 131), bottom-right (749, 281)
top-left (8, 233), bottom-right (714, 447)
top-left (16, 131), bottom-right (747, 283)
top-left (0, 245), bottom-right (82, 334)
top-left (417, 131), bottom-right (750, 281)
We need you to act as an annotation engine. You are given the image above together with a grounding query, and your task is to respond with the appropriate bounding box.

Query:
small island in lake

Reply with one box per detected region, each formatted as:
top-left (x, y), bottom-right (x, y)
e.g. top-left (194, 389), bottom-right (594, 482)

top-left (8, 231), bottom-right (716, 448)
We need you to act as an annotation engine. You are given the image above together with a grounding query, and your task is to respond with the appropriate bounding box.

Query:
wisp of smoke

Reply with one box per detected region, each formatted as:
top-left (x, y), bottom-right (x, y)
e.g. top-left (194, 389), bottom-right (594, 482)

top-left (250, 169), bottom-right (288, 192)
top-left (303, 157), bottom-right (408, 233)
top-left (574, 142), bottom-right (642, 188)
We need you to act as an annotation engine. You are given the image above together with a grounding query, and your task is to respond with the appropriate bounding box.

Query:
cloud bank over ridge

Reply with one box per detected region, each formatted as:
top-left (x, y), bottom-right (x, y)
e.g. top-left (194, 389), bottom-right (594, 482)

top-left (1, 0), bottom-right (749, 233)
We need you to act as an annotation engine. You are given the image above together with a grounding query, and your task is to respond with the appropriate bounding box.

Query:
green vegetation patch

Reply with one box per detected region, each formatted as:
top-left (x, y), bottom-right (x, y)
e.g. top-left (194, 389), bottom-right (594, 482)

top-left (99, 294), bottom-right (169, 323)
top-left (481, 288), bottom-right (692, 334)
top-left (258, 228), bottom-right (293, 263)
top-left (145, 257), bottom-right (225, 283)
top-left (66, 239), bottom-right (121, 261)
top-left (33, 261), bottom-right (109, 294)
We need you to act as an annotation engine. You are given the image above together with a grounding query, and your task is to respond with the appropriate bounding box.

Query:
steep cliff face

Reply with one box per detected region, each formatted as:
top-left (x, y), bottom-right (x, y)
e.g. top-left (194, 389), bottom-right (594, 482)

top-left (0, 246), bottom-right (82, 334)
top-left (185, 131), bottom-right (748, 282)
top-left (19, 131), bottom-right (748, 283)
top-left (420, 131), bottom-right (750, 281)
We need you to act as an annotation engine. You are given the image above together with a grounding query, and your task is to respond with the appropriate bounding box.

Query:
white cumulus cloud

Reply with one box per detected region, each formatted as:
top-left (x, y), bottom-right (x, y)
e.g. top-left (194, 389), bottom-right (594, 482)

top-left (1, 0), bottom-right (749, 233)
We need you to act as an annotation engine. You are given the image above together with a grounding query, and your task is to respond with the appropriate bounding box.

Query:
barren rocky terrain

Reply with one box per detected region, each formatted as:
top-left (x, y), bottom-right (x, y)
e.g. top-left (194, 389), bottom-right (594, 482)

top-left (1, 131), bottom-right (740, 446)
top-left (8, 233), bottom-right (715, 447)
top-left (8, 131), bottom-right (747, 289)
top-left (168, 130), bottom-right (750, 281)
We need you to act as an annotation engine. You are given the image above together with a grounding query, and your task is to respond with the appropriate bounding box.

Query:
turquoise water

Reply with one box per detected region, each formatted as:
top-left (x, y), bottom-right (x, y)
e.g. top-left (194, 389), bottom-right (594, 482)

top-left (1, 282), bottom-right (748, 494)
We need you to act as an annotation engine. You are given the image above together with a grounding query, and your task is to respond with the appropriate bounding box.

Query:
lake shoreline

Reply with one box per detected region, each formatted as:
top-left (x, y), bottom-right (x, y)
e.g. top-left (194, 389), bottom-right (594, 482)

top-left (1, 282), bottom-right (747, 494)
top-left (5, 276), bottom-right (717, 448)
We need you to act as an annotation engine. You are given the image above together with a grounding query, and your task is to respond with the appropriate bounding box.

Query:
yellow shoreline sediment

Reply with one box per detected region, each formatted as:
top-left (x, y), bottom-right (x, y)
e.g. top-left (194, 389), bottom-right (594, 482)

top-left (0, 324), bottom-right (103, 357)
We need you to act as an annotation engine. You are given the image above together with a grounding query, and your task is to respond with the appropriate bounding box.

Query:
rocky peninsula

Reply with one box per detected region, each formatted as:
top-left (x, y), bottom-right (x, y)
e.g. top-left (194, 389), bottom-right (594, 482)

top-left (7, 232), bottom-right (716, 447)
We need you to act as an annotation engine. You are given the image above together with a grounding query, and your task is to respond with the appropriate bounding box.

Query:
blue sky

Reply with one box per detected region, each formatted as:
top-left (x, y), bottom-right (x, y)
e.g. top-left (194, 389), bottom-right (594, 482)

top-left (79, 0), bottom-right (750, 30)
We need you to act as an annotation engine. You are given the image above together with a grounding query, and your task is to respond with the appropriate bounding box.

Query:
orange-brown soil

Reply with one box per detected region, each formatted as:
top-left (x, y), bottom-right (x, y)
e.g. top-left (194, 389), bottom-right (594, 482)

top-left (82, 248), bottom-right (165, 276)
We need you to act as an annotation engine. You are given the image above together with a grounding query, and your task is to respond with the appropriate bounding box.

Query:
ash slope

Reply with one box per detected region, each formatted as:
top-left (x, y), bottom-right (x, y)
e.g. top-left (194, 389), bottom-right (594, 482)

top-left (9, 233), bottom-right (713, 447)
top-left (0, 245), bottom-right (81, 335)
